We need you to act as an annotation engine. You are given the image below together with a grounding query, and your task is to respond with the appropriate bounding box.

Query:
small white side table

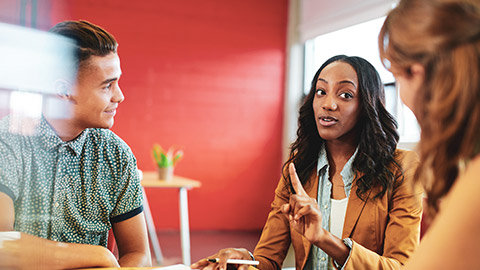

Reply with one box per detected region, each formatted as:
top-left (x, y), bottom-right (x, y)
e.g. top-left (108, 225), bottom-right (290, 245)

top-left (141, 172), bottom-right (201, 265)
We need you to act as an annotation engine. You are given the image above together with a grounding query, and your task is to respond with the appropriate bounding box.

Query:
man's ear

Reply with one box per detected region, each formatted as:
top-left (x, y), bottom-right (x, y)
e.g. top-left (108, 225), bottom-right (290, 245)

top-left (53, 79), bottom-right (73, 100)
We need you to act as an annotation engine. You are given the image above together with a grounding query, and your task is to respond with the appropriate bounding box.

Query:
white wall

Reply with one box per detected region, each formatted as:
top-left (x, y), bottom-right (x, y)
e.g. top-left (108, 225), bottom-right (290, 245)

top-left (298, 0), bottom-right (398, 41)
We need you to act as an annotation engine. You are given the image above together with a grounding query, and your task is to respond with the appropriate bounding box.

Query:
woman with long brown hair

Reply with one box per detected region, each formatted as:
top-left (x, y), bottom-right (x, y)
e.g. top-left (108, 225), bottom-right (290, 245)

top-left (379, 0), bottom-right (480, 268)
top-left (192, 55), bottom-right (423, 270)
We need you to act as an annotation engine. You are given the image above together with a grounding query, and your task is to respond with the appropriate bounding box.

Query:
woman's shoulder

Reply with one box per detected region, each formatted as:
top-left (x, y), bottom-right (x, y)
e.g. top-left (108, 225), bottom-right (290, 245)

top-left (443, 155), bottom-right (480, 205)
top-left (394, 148), bottom-right (418, 159)
top-left (441, 154), bottom-right (480, 208)
top-left (391, 148), bottom-right (422, 195)
top-left (462, 155), bottom-right (480, 182)
top-left (393, 148), bottom-right (419, 169)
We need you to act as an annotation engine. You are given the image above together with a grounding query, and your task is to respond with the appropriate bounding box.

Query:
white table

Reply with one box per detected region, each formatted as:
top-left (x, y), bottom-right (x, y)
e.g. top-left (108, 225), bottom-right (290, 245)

top-left (141, 172), bottom-right (201, 265)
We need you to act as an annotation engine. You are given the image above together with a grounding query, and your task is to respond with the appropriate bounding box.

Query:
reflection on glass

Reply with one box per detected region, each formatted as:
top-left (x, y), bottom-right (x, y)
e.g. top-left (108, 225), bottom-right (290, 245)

top-left (0, 22), bottom-right (75, 135)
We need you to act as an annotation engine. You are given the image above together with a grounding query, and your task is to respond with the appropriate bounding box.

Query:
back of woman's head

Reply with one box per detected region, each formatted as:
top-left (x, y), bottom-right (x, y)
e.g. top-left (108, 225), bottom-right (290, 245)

top-left (379, 0), bottom-right (480, 213)
top-left (285, 55), bottom-right (399, 199)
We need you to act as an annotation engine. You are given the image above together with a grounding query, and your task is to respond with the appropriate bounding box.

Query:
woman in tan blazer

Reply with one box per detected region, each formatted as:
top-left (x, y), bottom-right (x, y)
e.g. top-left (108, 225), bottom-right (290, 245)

top-left (192, 55), bottom-right (423, 270)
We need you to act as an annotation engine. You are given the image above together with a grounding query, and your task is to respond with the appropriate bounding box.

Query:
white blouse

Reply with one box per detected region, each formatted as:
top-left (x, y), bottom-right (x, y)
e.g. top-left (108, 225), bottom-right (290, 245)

top-left (330, 197), bottom-right (348, 238)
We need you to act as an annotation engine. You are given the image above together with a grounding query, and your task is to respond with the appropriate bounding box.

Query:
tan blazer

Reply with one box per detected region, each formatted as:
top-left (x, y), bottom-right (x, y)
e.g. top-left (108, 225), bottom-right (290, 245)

top-left (253, 149), bottom-right (423, 270)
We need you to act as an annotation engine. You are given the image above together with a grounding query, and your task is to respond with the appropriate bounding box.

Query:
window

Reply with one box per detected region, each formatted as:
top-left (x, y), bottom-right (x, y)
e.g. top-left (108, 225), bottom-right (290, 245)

top-left (303, 17), bottom-right (420, 144)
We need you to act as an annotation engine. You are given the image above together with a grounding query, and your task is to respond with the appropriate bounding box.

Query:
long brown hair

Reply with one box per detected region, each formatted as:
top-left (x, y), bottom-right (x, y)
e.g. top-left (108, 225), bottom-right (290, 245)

top-left (379, 0), bottom-right (480, 215)
top-left (283, 55), bottom-right (401, 200)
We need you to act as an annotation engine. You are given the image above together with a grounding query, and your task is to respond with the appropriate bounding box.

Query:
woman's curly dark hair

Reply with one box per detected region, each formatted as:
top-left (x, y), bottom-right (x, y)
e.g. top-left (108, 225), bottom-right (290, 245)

top-left (283, 55), bottom-right (402, 200)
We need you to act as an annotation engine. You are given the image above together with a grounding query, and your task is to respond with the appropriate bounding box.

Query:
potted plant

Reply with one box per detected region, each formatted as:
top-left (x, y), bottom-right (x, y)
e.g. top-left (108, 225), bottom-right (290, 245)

top-left (151, 144), bottom-right (183, 181)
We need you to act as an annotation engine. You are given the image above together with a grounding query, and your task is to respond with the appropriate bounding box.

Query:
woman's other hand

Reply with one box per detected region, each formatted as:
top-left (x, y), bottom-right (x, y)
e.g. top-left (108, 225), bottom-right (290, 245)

top-left (191, 248), bottom-right (252, 270)
top-left (281, 163), bottom-right (325, 245)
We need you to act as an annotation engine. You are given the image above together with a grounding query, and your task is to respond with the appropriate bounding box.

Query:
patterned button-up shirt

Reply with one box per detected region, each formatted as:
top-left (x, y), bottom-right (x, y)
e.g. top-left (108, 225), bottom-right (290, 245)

top-left (0, 116), bottom-right (143, 247)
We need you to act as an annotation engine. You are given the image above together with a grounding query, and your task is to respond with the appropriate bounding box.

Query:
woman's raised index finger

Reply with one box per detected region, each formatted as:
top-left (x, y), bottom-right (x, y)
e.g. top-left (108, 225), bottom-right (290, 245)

top-left (289, 163), bottom-right (308, 196)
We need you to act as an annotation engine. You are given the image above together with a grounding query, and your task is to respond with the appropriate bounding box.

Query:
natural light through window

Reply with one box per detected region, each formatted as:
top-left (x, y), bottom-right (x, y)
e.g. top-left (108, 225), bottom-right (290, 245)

top-left (10, 91), bottom-right (43, 118)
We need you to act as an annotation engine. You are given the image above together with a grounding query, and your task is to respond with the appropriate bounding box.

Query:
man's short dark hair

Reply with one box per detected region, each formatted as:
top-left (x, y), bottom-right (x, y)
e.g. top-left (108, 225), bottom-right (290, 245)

top-left (49, 20), bottom-right (118, 66)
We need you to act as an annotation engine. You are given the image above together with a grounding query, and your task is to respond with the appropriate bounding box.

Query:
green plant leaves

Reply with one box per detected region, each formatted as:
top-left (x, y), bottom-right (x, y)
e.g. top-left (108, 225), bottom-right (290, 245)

top-left (152, 143), bottom-right (183, 168)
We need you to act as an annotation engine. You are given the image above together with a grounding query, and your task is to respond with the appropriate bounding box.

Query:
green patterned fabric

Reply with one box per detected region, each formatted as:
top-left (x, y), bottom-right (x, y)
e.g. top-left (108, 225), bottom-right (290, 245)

top-left (0, 116), bottom-right (143, 247)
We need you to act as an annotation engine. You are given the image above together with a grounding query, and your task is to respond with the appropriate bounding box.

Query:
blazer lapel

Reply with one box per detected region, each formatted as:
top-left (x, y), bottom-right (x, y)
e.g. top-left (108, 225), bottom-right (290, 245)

top-left (342, 175), bottom-right (372, 239)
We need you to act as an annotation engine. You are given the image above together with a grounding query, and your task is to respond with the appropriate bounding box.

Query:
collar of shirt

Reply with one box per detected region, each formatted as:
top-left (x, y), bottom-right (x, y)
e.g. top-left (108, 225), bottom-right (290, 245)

top-left (316, 144), bottom-right (358, 197)
top-left (37, 116), bottom-right (89, 156)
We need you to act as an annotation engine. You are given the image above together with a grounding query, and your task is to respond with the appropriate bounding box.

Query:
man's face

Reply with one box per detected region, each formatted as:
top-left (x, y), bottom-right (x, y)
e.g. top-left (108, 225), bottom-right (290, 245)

top-left (71, 52), bottom-right (123, 130)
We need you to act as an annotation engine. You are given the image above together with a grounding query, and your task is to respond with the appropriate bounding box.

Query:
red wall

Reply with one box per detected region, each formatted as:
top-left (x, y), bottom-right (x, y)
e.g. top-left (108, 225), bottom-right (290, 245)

top-left (5, 0), bottom-right (288, 230)
top-left (0, 0), bottom-right (51, 29)
top-left (0, 0), bottom-right (22, 24)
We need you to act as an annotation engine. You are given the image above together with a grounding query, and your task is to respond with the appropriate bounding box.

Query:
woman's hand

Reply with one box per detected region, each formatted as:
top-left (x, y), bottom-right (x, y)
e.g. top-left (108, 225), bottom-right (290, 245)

top-left (191, 248), bottom-right (252, 270)
top-left (281, 163), bottom-right (326, 246)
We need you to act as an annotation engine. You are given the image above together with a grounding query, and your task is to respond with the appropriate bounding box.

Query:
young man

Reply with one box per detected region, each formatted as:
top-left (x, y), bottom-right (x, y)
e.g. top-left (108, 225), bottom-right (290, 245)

top-left (0, 20), bottom-right (151, 269)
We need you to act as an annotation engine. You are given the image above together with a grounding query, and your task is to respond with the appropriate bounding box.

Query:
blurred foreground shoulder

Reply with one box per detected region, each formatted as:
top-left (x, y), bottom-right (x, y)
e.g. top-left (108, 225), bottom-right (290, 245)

top-left (403, 155), bottom-right (480, 269)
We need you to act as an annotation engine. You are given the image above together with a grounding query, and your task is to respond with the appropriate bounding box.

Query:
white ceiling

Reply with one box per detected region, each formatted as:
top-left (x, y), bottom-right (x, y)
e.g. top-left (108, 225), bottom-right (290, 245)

top-left (298, 0), bottom-right (398, 42)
